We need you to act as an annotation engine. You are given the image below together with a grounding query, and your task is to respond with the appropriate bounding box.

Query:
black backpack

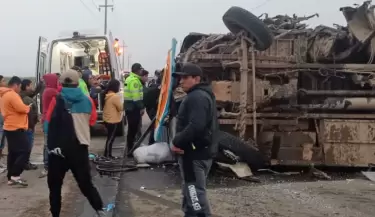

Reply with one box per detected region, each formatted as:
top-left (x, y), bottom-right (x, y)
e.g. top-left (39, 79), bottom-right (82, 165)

top-left (47, 94), bottom-right (78, 154)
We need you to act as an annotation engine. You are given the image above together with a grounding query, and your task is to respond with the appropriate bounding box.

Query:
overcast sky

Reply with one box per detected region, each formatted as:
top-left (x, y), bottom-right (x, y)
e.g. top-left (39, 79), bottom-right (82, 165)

top-left (0, 0), bottom-right (367, 76)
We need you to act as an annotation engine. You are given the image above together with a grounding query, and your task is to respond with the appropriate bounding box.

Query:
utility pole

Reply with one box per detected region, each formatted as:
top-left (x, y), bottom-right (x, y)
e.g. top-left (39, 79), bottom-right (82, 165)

top-left (98, 0), bottom-right (113, 35)
top-left (120, 40), bottom-right (127, 70)
top-left (127, 54), bottom-right (132, 70)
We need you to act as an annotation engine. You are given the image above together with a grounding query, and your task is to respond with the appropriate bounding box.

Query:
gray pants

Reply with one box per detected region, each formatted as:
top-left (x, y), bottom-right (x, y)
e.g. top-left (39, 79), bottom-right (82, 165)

top-left (178, 157), bottom-right (212, 217)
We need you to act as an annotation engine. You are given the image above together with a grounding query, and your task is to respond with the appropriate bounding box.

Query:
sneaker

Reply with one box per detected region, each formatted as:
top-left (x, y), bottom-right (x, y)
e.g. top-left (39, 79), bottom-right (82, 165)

top-left (24, 162), bottom-right (38, 170)
top-left (39, 169), bottom-right (48, 178)
top-left (8, 178), bottom-right (28, 187)
top-left (96, 210), bottom-right (106, 217)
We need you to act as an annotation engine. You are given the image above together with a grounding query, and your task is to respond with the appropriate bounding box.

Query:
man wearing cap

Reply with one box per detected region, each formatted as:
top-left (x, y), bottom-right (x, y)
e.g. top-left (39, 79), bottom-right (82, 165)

top-left (171, 62), bottom-right (219, 217)
top-left (44, 69), bottom-right (105, 216)
top-left (124, 63), bottom-right (145, 155)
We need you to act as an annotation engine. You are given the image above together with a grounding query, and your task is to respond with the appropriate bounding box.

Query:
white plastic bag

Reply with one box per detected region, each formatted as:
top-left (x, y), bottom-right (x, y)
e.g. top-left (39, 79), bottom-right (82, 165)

top-left (133, 142), bottom-right (174, 164)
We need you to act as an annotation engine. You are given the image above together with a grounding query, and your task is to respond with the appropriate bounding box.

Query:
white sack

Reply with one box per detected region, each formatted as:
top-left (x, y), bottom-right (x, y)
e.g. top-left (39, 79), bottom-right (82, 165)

top-left (133, 142), bottom-right (174, 164)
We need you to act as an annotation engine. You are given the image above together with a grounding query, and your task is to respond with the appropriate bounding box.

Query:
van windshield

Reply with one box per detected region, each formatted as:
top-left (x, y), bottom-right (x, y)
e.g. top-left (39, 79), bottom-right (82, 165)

top-left (50, 38), bottom-right (111, 75)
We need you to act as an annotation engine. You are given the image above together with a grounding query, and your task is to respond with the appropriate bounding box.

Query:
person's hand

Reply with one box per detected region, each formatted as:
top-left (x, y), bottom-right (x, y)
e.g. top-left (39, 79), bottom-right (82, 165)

top-left (164, 115), bottom-right (170, 123)
top-left (171, 145), bottom-right (184, 155)
top-left (140, 109), bottom-right (145, 116)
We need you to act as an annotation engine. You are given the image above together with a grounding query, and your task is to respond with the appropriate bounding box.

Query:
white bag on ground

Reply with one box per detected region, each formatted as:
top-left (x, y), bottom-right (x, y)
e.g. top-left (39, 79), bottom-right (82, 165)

top-left (133, 142), bottom-right (174, 164)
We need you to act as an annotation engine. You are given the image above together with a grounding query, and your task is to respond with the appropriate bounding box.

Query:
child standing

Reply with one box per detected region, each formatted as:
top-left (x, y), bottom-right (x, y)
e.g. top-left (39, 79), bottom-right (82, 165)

top-left (102, 79), bottom-right (123, 158)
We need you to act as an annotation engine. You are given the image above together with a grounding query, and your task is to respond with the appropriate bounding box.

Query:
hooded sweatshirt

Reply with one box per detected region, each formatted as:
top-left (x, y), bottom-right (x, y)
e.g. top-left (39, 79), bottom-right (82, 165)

top-left (44, 87), bottom-right (97, 145)
top-left (172, 83), bottom-right (219, 160)
top-left (103, 92), bottom-right (123, 123)
top-left (42, 74), bottom-right (59, 123)
top-left (0, 87), bottom-right (30, 131)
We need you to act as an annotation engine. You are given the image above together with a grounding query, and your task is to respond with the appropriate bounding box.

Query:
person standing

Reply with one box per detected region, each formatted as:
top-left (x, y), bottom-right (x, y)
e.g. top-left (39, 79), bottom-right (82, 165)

top-left (143, 70), bottom-right (162, 145)
top-left (20, 79), bottom-right (39, 170)
top-left (140, 69), bottom-right (149, 86)
top-left (171, 63), bottom-right (219, 217)
top-left (45, 69), bottom-right (104, 217)
top-left (73, 66), bottom-right (90, 96)
top-left (0, 76), bottom-right (31, 187)
top-left (124, 63), bottom-right (145, 156)
top-left (40, 73), bottom-right (59, 178)
top-left (0, 75), bottom-right (7, 166)
top-left (102, 79), bottom-right (123, 158)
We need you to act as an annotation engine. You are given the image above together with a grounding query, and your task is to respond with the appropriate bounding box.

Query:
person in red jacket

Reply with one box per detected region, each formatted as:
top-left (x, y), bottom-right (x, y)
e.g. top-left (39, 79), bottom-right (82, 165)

top-left (40, 73), bottom-right (59, 178)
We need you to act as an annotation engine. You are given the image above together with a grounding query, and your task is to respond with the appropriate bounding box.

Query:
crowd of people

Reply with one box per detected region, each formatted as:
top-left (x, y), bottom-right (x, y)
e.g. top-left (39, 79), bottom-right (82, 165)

top-left (0, 61), bottom-right (219, 217)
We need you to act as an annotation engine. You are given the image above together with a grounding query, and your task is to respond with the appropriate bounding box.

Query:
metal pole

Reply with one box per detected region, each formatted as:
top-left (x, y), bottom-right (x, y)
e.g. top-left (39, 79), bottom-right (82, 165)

top-left (239, 36), bottom-right (249, 140)
top-left (128, 54), bottom-right (131, 69)
top-left (251, 44), bottom-right (257, 141)
top-left (104, 0), bottom-right (108, 34)
top-left (122, 40), bottom-right (125, 70)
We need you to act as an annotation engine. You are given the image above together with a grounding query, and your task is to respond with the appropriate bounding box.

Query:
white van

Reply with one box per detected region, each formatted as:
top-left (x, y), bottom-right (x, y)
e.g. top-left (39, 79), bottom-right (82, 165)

top-left (35, 31), bottom-right (126, 136)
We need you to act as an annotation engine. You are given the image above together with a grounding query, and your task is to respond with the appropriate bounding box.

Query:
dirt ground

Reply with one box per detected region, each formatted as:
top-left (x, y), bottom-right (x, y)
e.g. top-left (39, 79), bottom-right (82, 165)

top-left (115, 116), bottom-right (375, 217)
top-left (117, 167), bottom-right (375, 217)
top-left (2, 121), bottom-right (375, 217)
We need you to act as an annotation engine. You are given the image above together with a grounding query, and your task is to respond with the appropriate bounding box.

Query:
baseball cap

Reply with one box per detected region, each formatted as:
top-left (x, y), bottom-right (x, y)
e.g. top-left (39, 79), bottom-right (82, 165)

top-left (173, 62), bottom-right (203, 77)
top-left (131, 63), bottom-right (143, 72)
top-left (60, 69), bottom-right (80, 85)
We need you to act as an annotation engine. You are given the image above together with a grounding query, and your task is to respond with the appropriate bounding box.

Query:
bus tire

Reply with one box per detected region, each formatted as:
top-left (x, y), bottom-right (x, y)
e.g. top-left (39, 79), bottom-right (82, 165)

top-left (222, 6), bottom-right (274, 51)
top-left (217, 131), bottom-right (266, 170)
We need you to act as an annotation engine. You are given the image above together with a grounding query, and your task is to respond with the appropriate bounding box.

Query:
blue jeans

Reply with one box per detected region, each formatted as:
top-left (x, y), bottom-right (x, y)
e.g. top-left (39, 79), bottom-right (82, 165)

top-left (26, 130), bottom-right (34, 163)
top-left (43, 134), bottom-right (48, 169)
top-left (26, 130), bottom-right (34, 150)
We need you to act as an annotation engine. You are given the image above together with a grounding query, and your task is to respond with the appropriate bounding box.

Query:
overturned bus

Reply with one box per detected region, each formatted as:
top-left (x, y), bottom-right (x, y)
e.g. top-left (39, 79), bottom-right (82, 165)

top-left (176, 1), bottom-right (375, 167)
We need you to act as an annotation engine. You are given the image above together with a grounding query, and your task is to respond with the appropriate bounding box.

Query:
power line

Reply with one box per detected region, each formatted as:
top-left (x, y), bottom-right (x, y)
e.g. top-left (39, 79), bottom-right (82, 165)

top-left (251, 0), bottom-right (273, 10)
top-left (91, 0), bottom-right (97, 8)
top-left (79, 0), bottom-right (98, 18)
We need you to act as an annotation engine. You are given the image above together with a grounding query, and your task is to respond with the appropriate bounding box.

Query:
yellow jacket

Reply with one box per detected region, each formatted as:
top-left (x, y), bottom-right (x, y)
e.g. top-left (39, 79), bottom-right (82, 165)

top-left (103, 92), bottom-right (123, 123)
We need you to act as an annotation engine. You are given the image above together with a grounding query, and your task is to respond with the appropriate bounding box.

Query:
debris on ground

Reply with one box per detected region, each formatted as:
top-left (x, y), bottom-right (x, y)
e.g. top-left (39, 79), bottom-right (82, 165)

top-left (309, 165), bottom-right (332, 180)
top-left (361, 171), bottom-right (375, 182)
top-left (361, 163), bottom-right (375, 182)
top-left (216, 162), bottom-right (253, 178)
top-left (104, 203), bottom-right (115, 212)
top-left (258, 169), bottom-right (301, 176)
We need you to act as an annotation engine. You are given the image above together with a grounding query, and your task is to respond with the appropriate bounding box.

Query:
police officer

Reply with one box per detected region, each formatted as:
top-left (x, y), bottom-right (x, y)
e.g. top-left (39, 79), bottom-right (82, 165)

top-left (124, 63), bottom-right (145, 155)
top-left (171, 62), bottom-right (219, 217)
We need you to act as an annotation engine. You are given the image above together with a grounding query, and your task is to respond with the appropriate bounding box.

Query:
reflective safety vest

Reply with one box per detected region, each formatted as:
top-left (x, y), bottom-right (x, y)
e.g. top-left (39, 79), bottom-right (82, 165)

top-left (78, 78), bottom-right (89, 96)
top-left (124, 72), bottom-right (144, 111)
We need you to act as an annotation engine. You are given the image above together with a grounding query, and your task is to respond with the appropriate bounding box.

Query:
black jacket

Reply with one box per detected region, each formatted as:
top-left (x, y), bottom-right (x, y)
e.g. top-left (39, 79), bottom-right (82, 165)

top-left (143, 85), bottom-right (160, 120)
top-left (47, 94), bottom-right (79, 154)
top-left (172, 83), bottom-right (219, 160)
top-left (20, 90), bottom-right (39, 130)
